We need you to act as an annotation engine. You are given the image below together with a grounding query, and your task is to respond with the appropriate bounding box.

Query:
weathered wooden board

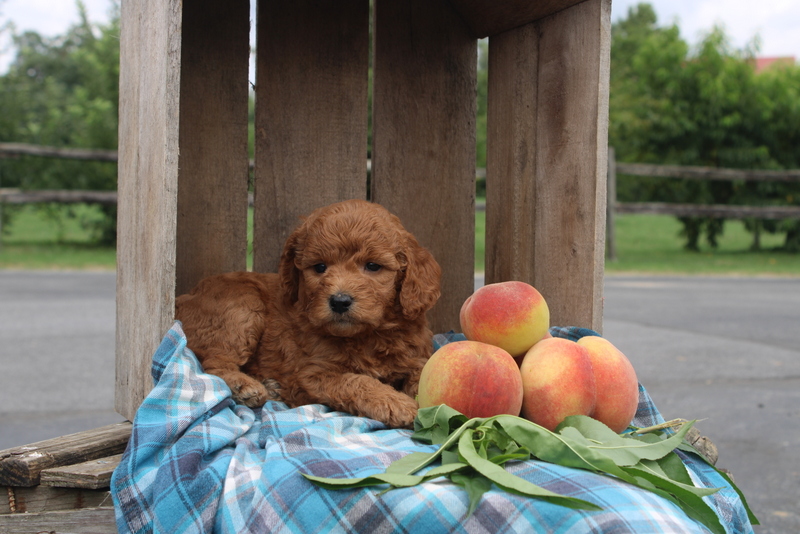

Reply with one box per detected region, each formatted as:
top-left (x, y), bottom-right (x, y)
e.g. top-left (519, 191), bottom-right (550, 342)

top-left (2, 486), bottom-right (111, 514)
top-left (175, 0), bottom-right (251, 295)
top-left (0, 506), bottom-right (116, 533)
top-left (371, 0), bottom-right (477, 334)
top-left (0, 423), bottom-right (130, 487)
top-left (448, 0), bottom-right (586, 38)
top-left (485, 0), bottom-right (611, 332)
top-left (116, 0), bottom-right (251, 420)
top-left (39, 454), bottom-right (123, 490)
top-left (253, 0), bottom-right (370, 273)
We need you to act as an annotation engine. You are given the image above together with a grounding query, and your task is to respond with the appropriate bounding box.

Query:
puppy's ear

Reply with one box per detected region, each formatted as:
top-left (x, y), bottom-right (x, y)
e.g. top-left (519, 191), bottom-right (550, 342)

top-left (278, 224), bottom-right (304, 307)
top-left (399, 234), bottom-right (442, 320)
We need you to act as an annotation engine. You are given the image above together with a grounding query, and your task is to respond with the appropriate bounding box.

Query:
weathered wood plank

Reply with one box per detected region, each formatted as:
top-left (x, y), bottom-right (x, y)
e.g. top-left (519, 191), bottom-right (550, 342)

top-left (175, 0), bottom-right (251, 296)
top-left (0, 506), bottom-right (116, 533)
top-left (615, 162), bottom-right (800, 182)
top-left (372, 0), bottom-right (477, 334)
top-left (531, 0), bottom-right (611, 332)
top-left (116, 1), bottom-right (250, 419)
top-left (484, 22), bottom-right (539, 292)
top-left (253, 0), bottom-right (370, 273)
top-left (616, 202), bottom-right (800, 219)
top-left (39, 454), bottom-right (122, 490)
top-left (448, 0), bottom-right (585, 38)
top-left (0, 423), bottom-right (130, 488)
top-left (115, 0), bottom-right (184, 422)
top-left (485, 0), bottom-right (611, 332)
top-left (2, 486), bottom-right (111, 514)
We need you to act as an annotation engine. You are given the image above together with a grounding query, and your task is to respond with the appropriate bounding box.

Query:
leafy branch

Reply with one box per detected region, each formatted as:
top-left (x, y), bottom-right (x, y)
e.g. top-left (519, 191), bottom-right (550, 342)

top-left (303, 405), bottom-right (758, 533)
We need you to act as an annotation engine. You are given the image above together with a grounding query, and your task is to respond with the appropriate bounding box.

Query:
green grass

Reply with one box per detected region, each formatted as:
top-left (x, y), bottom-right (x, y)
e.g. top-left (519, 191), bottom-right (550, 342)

top-left (473, 209), bottom-right (800, 277)
top-left (2, 205), bottom-right (799, 276)
top-left (0, 205), bottom-right (116, 270)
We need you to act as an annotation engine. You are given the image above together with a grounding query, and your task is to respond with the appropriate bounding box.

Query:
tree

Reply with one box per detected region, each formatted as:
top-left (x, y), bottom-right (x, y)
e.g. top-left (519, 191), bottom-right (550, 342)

top-left (0, 1), bottom-right (120, 244)
top-left (609, 3), bottom-right (800, 251)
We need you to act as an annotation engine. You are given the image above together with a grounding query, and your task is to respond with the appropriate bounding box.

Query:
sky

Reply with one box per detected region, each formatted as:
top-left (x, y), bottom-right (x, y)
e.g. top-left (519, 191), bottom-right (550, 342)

top-left (0, 0), bottom-right (798, 73)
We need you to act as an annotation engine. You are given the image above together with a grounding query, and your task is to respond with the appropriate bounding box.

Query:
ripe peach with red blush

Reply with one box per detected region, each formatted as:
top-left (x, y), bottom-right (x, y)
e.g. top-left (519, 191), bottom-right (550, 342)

top-left (417, 340), bottom-right (523, 419)
top-left (459, 281), bottom-right (550, 358)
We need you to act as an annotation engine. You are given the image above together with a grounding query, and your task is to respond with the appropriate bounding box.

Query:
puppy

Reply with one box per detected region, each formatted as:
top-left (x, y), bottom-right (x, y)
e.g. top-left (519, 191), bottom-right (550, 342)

top-left (175, 199), bottom-right (441, 428)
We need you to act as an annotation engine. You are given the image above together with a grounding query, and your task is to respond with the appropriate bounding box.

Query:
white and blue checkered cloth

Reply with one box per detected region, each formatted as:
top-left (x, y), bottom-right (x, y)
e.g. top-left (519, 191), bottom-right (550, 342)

top-left (110, 322), bottom-right (755, 533)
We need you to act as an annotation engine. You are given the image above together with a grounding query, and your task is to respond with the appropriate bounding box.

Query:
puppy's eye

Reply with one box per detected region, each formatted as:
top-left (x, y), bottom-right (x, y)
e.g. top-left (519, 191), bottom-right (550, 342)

top-left (313, 263), bottom-right (327, 274)
top-left (365, 262), bottom-right (382, 272)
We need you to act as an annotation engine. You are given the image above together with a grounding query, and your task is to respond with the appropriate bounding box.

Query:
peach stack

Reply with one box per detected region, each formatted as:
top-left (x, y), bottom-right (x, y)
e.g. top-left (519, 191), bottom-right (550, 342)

top-left (416, 281), bottom-right (640, 433)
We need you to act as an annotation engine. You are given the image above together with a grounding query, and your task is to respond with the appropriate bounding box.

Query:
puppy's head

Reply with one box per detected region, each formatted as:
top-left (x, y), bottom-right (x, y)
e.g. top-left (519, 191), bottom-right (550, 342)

top-left (279, 199), bottom-right (441, 336)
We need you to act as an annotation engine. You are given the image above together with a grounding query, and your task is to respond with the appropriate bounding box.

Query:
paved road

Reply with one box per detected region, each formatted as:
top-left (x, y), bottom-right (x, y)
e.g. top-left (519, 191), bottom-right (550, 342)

top-left (1, 271), bottom-right (798, 533)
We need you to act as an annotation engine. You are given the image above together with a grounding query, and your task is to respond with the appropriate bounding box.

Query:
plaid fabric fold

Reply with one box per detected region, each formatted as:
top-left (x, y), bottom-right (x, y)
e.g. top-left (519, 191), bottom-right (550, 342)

top-left (111, 322), bottom-right (755, 534)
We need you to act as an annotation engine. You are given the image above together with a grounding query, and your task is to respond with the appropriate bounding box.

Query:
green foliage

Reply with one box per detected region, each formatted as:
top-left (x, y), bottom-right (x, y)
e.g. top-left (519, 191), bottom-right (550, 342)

top-left (610, 3), bottom-right (800, 251)
top-left (0, 1), bottom-right (120, 244)
top-left (304, 405), bottom-right (757, 531)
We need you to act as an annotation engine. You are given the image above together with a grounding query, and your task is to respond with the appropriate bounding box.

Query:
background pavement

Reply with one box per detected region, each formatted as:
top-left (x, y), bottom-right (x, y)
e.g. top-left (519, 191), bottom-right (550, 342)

top-left (1, 271), bottom-right (797, 532)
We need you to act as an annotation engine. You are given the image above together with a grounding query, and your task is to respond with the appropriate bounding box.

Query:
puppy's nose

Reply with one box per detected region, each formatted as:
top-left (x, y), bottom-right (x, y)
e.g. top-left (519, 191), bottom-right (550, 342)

top-left (329, 293), bottom-right (353, 314)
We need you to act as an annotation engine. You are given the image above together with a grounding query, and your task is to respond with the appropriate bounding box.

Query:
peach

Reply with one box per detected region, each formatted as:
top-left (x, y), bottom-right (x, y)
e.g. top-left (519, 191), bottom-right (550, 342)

top-left (460, 281), bottom-right (550, 358)
top-left (577, 336), bottom-right (640, 433)
top-left (417, 340), bottom-right (523, 419)
top-left (519, 338), bottom-right (596, 431)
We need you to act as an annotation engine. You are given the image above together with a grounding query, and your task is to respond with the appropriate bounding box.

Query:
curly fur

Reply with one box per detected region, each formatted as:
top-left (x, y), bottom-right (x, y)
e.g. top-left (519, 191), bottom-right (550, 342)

top-left (175, 199), bottom-right (442, 428)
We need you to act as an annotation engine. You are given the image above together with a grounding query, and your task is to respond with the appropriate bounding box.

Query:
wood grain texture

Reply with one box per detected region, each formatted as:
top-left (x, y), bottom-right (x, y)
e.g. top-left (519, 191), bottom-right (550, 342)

top-left (39, 455), bottom-right (122, 490)
top-left (116, 1), bottom-right (250, 418)
top-left (115, 0), bottom-right (183, 421)
top-left (253, 0), bottom-right (370, 273)
top-left (485, 23), bottom-right (539, 294)
top-left (0, 506), bottom-right (116, 533)
top-left (0, 424), bottom-right (130, 487)
top-left (175, 0), bottom-right (251, 295)
top-left (485, 0), bottom-right (611, 332)
top-left (371, 0), bottom-right (477, 335)
top-left (2, 486), bottom-right (111, 514)
top-left (448, 0), bottom-right (585, 37)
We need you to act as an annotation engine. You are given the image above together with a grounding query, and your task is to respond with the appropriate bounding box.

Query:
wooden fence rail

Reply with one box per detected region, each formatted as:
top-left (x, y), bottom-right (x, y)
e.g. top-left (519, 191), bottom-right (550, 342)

top-left (606, 147), bottom-right (800, 260)
top-left (3, 142), bottom-right (800, 258)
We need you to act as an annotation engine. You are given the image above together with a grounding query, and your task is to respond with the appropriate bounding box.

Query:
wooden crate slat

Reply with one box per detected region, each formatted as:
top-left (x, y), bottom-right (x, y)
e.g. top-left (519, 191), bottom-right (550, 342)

top-left (0, 423), bottom-right (130, 488)
top-left (484, 22), bottom-right (539, 292)
top-left (371, 0), bottom-right (477, 334)
top-left (115, 0), bottom-right (184, 421)
top-left (39, 454), bottom-right (123, 490)
top-left (449, 0), bottom-right (586, 38)
top-left (0, 506), bottom-right (116, 533)
top-left (485, 0), bottom-right (611, 332)
top-left (175, 0), bottom-right (251, 295)
top-left (2, 486), bottom-right (111, 514)
top-left (253, 0), bottom-right (370, 273)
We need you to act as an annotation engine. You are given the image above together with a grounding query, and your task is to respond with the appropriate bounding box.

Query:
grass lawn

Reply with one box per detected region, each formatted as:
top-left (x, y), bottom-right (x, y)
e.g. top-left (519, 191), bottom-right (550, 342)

top-left (2, 204), bottom-right (799, 276)
top-left (473, 210), bottom-right (800, 277)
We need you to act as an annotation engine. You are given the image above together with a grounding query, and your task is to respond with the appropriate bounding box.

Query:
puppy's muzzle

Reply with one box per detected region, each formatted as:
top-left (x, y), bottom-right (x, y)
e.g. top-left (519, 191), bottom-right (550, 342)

top-left (329, 293), bottom-right (354, 314)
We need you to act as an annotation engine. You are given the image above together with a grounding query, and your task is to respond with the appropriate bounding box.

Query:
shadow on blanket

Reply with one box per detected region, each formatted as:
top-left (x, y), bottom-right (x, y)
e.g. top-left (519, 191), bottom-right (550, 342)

top-left (110, 322), bottom-right (755, 534)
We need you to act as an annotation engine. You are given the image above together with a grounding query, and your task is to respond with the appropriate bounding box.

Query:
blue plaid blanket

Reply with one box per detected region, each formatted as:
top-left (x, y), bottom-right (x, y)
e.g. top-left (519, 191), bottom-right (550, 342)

top-left (111, 322), bottom-right (755, 534)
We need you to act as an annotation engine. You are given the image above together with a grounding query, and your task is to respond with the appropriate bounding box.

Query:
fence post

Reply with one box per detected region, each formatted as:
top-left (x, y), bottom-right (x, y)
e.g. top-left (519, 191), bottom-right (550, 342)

top-left (606, 146), bottom-right (617, 261)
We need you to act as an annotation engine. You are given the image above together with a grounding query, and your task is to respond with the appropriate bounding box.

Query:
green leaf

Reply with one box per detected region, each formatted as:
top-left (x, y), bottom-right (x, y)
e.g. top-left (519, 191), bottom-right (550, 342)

top-left (414, 405), bottom-right (468, 444)
top-left (450, 471), bottom-right (492, 517)
top-left (302, 472), bottom-right (427, 490)
top-left (623, 463), bottom-right (726, 534)
top-left (457, 429), bottom-right (602, 511)
top-left (558, 415), bottom-right (695, 466)
top-left (385, 451), bottom-right (438, 475)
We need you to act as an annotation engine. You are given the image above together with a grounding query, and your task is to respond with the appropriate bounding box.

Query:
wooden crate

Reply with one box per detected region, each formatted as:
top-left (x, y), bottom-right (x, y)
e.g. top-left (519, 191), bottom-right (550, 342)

top-left (115, 0), bottom-right (611, 422)
top-left (0, 424), bottom-right (128, 532)
top-left (2, 0), bottom-right (611, 527)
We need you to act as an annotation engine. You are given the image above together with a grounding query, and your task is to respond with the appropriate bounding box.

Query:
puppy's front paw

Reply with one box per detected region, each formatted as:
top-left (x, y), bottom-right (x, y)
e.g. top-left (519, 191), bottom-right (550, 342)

top-left (224, 372), bottom-right (270, 407)
top-left (382, 395), bottom-right (419, 429)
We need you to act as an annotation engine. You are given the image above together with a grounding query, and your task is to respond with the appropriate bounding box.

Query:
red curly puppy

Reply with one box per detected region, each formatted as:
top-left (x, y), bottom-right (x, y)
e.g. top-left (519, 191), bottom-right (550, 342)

top-left (175, 199), bottom-right (441, 428)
